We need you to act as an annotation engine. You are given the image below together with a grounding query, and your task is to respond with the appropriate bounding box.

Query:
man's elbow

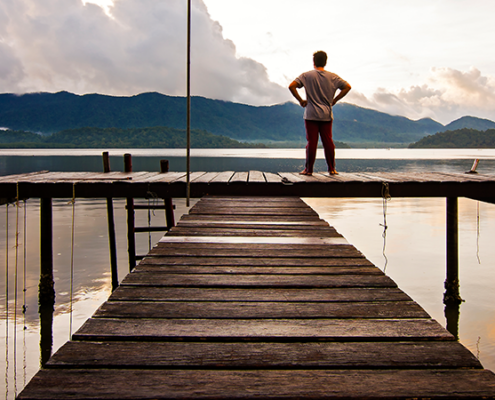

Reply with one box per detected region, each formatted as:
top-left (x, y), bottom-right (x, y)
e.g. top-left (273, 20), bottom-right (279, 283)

top-left (289, 81), bottom-right (300, 90)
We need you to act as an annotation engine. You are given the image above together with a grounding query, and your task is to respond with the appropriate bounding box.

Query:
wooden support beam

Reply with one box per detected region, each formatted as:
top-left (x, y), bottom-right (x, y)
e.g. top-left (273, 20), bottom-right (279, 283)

top-left (160, 159), bottom-right (175, 229)
top-left (102, 152), bottom-right (118, 291)
top-left (444, 197), bottom-right (462, 305)
top-left (124, 154), bottom-right (136, 271)
top-left (39, 197), bottom-right (54, 366)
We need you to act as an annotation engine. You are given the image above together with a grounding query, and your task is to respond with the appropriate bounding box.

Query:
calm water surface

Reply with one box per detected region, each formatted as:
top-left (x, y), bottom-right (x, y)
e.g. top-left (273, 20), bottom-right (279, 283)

top-left (1, 148), bottom-right (495, 399)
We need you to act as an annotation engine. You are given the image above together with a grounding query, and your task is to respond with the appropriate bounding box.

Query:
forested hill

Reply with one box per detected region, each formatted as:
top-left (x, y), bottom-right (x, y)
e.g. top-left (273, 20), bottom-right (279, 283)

top-left (0, 91), bottom-right (444, 144)
top-left (442, 116), bottom-right (495, 132)
top-left (409, 128), bottom-right (495, 148)
top-left (0, 127), bottom-right (266, 148)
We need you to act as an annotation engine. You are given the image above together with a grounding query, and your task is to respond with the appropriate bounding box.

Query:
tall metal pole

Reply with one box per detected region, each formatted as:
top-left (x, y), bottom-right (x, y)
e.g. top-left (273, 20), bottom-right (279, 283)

top-left (186, 0), bottom-right (191, 207)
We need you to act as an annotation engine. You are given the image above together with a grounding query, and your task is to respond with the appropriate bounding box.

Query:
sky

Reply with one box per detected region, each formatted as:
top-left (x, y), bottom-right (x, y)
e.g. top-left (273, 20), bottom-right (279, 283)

top-left (1, 0), bottom-right (495, 124)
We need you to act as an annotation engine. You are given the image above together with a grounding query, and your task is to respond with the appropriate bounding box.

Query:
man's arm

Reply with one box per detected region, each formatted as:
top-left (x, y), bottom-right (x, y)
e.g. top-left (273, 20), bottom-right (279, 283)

top-left (332, 83), bottom-right (351, 106)
top-left (289, 80), bottom-right (308, 108)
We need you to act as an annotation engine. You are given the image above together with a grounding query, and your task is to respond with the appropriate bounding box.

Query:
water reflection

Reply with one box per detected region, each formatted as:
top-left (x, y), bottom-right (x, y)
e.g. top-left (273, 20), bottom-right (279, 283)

top-left (38, 303), bottom-right (53, 367)
top-left (445, 303), bottom-right (461, 340)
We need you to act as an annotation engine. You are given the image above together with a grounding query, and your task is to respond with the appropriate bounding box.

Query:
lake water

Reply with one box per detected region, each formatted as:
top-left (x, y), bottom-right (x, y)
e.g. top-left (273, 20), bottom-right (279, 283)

top-left (2, 148), bottom-right (495, 399)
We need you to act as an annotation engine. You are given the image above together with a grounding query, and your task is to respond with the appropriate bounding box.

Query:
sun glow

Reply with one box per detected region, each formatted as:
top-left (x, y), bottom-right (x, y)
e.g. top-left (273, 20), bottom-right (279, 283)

top-left (81, 0), bottom-right (114, 16)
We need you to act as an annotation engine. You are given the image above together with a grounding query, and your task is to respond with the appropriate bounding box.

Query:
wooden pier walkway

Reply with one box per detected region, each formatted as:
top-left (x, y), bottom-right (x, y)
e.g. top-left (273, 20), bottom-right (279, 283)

top-left (1, 170), bottom-right (495, 201)
top-left (18, 196), bottom-right (495, 399)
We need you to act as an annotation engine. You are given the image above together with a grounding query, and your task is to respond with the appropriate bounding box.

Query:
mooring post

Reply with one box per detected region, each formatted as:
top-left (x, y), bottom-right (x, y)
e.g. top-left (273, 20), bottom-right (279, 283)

top-left (124, 153), bottom-right (136, 271)
top-left (444, 197), bottom-right (462, 305)
top-left (39, 197), bottom-right (54, 366)
top-left (160, 159), bottom-right (175, 229)
top-left (102, 152), bottom-right (118, 290)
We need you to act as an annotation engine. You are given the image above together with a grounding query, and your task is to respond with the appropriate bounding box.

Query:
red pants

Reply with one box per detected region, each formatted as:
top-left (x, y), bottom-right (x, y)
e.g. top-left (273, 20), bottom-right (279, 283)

top-left (304, 120), bottom-right (335, 173)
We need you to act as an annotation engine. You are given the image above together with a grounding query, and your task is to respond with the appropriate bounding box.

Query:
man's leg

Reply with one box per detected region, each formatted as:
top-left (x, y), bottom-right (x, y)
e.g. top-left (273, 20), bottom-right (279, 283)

top-left (319, 121), bottom-right (336, 173)
top-left (303, 120), bottom-right (319, 174)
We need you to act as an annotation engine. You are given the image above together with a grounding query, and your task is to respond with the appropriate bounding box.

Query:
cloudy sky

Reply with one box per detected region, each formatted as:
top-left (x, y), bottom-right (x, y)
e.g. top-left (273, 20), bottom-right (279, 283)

top-left (1, 0), bottom-right (494, 124)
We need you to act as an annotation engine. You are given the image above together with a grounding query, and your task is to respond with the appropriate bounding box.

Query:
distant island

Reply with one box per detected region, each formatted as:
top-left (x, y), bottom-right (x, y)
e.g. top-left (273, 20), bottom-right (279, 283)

top-left (0, 126), bottom-right (352, 149)
top-left (409, 128), bottom-right (495, 148)
top-left (0, 127), bottom-right (266, 149)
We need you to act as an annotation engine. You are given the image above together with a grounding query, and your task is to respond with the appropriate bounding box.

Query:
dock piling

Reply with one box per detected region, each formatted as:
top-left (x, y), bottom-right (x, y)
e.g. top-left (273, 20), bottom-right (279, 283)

top-left (102, 151), bottom-right (118, 290)
top-left (39, 198), bottom-right (54, 366)
top-left (124, 153), bottom-right (136, 271)
top-left (445, 197), bottom-right (462, 305)
top-left (160, 159), bottom-right (175, 229)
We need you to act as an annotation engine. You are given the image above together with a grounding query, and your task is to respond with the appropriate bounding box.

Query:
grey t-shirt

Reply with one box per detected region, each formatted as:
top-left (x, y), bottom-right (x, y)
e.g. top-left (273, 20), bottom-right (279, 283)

top-left (295, 69), bottom-right (348, 121)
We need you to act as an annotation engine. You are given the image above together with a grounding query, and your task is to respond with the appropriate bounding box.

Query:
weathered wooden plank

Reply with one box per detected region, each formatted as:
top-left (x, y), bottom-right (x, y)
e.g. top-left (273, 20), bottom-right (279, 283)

top-left (190, 172), bottom-right (223, 183)
top-left (248, 170), bottom-right (265, 183)
top-left (148, 247), bottom-right (365, 258)
top-left (207, 171), bottom-right (235, 183)
top-left (310, 173), bottom-right (335, 182)
top-left (151, 242), bottom-right (357, 250)
top-left (230, 172), bottom-right (249, 183)
top-left (56, 339), bottom-right (486, 369)
top-left (109, 287), bottom-right (412, 302)
top-left (139, 257), bottom-right (370, 266)
top-left (158, 236), bottom-right (350, 245)
top-left (277, 172), bottom-right (307, 183)
top-left (318, 172), bottom-right (374, 182)
top-left (283, 172), bottom-right (325, 183)
top-left (263, 172), bottom-right (283, 183)
top-left (47, 340), bottom-right (482, 369)
top-left (73, 318), bottom-right (453, 341)
top-left (176, 222), bottom-right (330, 230)
top-left (140, 253), bottom-right (373, 267)
top-left (0, 170), bottom-right (50, 182)
top-left (19, 368), bottom-right (495, 400)
top-left (120, 273), bottom-right (397, 288)
top-left (132, 265), bottom-right (381, 275)
top-left (142, 171), bottom-right (186, 183)
top-left (191, 201), bottom-right (311, 208)
top-left (189, 207), bottom-right (317, 216)
top-left (94, 301), bottom-right (429, 319)
top-left (173, 171), bottom-right (208, 183)
top-left (166, 227), bottom-right (341, 237)
top-left (180, 214), bottom-right (326, 222)
top-left (202, 196), bottom-right (303, 202)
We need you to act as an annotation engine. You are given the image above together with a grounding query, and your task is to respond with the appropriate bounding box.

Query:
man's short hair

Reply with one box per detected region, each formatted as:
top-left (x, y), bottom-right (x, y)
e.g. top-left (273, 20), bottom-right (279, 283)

top-left (313, 51), bottom-right (327, 68)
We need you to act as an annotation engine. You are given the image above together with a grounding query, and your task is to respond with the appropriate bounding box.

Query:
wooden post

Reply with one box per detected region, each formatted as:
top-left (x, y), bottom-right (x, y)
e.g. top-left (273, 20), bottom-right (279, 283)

top-left (125, 153), bottom-right (136, 271)
top-left (102, 152), bottom-right (118, 291)
top-left (186, 0), bottom-right (191, 207)
top-left (444, 197), bottom-right (462, 305)
top-left (160, 160), bottom-right (175, 229)
top-left (39, 198), bottom-right (54, 366)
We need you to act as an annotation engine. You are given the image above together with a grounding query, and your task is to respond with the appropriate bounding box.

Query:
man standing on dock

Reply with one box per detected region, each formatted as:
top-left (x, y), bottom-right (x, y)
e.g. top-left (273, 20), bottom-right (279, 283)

top-left (289, 51), bottom-right (351, 176)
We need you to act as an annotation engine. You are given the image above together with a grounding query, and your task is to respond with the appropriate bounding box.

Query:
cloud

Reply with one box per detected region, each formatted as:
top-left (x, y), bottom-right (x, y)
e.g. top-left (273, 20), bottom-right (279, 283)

top-left (0, 0), bottom-right (290, 105)
top-left (347, 67), bottom-right (495, 124)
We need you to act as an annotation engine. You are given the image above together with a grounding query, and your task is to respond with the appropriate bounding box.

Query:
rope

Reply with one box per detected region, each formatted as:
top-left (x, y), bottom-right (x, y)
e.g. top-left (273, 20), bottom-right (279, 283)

top-left (5, 203), bottom-right (9, 400)
top-left (5, 204), bottom-right (9, 315)
top-left (22, 199), bottom-right (27, 389)
top-left (476, 201), bottom-right (481, 264)
top-left (68, 184), bottom-right (76, 338)
top-left (22, 200), bottom-right (27, 318)
top-left (380, 182), bottom-right (391, 272)
top-left (13, 184), bottom-right (20, 396)
top-left (147, 198), bottom-right (152, 251)
top-left (147, 186), bottom-right (159, 252)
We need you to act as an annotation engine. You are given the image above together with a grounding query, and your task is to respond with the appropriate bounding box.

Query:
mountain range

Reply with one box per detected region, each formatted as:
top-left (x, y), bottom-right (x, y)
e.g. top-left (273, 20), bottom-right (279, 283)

top-left (1, 91), bottom-right (494, 145)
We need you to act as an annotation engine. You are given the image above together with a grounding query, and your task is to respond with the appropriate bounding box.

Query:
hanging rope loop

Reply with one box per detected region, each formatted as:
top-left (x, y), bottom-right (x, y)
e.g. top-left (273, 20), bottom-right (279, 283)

top-left (69, 183), bottom-right (77, 338)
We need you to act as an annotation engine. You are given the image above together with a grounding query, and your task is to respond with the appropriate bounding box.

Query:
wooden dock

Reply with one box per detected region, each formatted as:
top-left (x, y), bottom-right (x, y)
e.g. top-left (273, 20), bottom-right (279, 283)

top-left (18, 196), bottom-right (495, 399)
top-left (1, 170), bottom-right (495, 201)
